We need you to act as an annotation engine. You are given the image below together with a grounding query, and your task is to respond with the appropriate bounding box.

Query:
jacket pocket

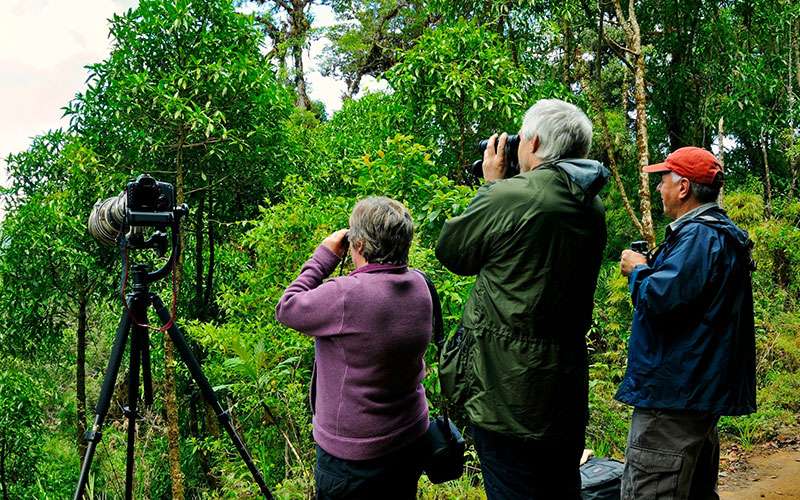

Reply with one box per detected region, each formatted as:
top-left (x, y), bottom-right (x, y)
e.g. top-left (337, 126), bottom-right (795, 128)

top-left (438, 325), bottom-right (476, 407)
top-left (315, 466), bottom-right (350, 499)
top-left (624, 445), bottom-right (683, 499)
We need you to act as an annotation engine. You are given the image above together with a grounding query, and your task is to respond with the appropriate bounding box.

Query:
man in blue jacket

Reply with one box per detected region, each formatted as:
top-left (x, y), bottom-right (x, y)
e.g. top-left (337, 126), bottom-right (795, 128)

top-left (618, 146), bottom-right (756, 499)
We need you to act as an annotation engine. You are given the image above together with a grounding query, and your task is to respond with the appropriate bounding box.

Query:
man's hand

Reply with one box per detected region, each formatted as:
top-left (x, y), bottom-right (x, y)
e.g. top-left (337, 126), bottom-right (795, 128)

top-left (482, 133), bottom-right (507, 182)
top-left (620, 249), bottom-right (648, 277)
top-left (322, 229), bottom-right (349, 258)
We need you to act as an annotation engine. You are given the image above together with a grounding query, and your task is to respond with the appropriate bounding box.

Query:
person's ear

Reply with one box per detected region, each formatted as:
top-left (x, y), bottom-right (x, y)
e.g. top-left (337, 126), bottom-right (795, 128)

top-left (679, 178), bottom-right (692, 201)
top-left (531, 135), bottom-right (540, 155)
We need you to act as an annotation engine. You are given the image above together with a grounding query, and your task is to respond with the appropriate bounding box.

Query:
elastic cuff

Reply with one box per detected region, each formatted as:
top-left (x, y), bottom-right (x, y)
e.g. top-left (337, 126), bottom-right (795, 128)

top-left (313, 245), bottom-right (342, 273)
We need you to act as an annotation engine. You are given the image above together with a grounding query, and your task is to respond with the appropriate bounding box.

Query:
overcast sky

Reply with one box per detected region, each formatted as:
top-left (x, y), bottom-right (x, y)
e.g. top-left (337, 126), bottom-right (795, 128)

top-left (0, 1), bottom-right (387, 206)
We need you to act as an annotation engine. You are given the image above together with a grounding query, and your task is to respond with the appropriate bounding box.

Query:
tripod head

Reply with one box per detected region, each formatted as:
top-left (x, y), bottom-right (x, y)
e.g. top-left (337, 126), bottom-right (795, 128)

top-left (120, 201), bottom-right (188, 285)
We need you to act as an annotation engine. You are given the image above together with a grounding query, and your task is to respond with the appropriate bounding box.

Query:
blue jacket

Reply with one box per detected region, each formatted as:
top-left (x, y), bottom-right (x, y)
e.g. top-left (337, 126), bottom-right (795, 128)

top-left (615, 207), bottom-right (756, 416)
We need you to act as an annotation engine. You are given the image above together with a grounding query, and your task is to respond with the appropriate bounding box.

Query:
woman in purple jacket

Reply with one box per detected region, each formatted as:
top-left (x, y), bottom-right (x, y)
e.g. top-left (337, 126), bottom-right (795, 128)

top-left (275, 197), bottom-right (432, 499)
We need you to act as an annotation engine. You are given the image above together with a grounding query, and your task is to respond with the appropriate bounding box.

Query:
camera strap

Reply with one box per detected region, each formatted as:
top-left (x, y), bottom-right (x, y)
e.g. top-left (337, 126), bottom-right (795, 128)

top-left (414, 270), bottom-right (452, 430)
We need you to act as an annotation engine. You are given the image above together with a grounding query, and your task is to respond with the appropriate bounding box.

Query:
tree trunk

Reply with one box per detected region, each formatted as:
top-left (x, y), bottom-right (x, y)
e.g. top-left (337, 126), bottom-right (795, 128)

top-left (581, 63), bottom-right (645, 237)
top-left (292, 41), bottom-right (311, 110)
top-left (794, 19), bottom-right (800, 91)
top-left (164, 134), bottom-right (186, 500)
top-left (76, 293), bottom-right (88, 460)
top-left (562, 16), bottom-right (573, 85)
top-left (717, 116), bottom-right (725, 206)
top-left (615, 0), bottom-right (656, 247)
top-left (761, 137), bottom-right (773, 218)
top-left (194, 190), bottom-right (205, 319)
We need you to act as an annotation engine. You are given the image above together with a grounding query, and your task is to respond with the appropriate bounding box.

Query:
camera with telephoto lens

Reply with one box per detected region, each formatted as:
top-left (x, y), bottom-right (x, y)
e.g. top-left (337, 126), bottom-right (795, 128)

top-left (469, 133), bottom-right (521, 179)
top-left (88, 174), bottom-right (182, 253)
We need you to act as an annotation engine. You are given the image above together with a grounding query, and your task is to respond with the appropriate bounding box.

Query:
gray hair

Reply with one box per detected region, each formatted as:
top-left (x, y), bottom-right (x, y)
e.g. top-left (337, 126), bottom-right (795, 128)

top-left (671, 172), bottom-right (723, 203)
top-left (520, 99), bottom-right (593, 162)
top-left (348, 197), bottom-right (414, 265)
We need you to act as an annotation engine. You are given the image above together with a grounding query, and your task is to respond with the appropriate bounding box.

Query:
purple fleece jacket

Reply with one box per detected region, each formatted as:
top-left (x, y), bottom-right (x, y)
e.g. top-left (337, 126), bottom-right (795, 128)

top-left (275, 245), bottom-right (432, 460)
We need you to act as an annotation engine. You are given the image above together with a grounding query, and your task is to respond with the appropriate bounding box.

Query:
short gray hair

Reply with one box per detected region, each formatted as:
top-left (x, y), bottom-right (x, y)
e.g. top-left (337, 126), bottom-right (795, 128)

top-left (520, 99), bottom-right (593, 162)
top-left (348, 197), bottom-right (414, 265)
top-left (671, 172), bottom-right (723, 203)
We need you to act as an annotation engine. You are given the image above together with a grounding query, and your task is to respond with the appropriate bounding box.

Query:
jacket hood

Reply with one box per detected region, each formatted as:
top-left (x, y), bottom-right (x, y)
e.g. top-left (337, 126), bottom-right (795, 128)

top-left (553, 159), bottom-right (610, 203)
top-left (689, 208), bottom-right (753, 254)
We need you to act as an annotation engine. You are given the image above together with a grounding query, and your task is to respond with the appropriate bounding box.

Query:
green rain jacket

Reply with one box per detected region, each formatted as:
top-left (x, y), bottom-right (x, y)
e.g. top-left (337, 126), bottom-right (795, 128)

top-left (436, 159), bottom-right (609, 441)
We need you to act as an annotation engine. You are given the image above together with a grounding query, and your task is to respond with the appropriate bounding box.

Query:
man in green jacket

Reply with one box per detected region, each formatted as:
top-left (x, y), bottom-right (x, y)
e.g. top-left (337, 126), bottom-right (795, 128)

top-left (436, 99), bottom-right (609, 499)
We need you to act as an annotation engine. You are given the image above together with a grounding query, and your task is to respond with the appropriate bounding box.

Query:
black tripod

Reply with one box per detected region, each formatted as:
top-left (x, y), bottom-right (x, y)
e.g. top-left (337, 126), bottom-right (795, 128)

top-left (74, 206), bottom-right (273, 499)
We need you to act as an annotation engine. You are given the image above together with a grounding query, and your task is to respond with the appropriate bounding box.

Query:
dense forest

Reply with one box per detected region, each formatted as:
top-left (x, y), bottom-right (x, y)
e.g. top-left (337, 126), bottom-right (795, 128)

top-left (1, 0), bottom-right (799, 497)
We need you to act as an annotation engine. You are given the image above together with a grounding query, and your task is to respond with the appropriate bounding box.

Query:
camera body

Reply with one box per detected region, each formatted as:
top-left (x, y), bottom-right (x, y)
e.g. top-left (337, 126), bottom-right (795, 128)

top-left (126, 174), bottom-right (176, 227)
top-left (470, 134), bottom-right (521, 179)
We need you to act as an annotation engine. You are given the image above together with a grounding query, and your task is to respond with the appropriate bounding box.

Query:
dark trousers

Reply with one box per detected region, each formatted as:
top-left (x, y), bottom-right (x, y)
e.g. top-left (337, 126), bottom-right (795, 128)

top-left (315, 437), bottom-right (426, 500)
top-left (471, 425), bottom-right (584, 500)
top-left (621, 408), bottom-right (720, 500)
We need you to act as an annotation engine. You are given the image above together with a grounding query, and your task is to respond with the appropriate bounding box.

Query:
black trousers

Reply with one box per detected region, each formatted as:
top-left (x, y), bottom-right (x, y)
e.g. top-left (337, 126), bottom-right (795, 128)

top-left (471, 425), bottom-right (584, 500)
top-left (315, 437), bottom-right (426, 500)
top-left (621, 408), bottom-right (720, 500)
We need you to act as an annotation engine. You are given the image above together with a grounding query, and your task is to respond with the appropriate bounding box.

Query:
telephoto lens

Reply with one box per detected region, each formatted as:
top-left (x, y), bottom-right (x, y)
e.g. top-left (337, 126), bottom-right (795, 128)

top-left (88, 191), bottom-right (127, 246)
top-left (470, 134), bottom-right (521, 179)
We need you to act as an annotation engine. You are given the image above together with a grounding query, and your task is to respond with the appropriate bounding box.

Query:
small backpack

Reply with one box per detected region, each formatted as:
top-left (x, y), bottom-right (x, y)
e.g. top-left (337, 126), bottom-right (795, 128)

top-left (580, 457), bottom-right (624, 500)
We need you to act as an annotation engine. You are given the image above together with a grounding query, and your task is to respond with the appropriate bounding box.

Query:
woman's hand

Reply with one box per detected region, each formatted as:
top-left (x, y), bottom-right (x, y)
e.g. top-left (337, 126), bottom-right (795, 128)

top-left (322, 229), bottom-right (349, 258)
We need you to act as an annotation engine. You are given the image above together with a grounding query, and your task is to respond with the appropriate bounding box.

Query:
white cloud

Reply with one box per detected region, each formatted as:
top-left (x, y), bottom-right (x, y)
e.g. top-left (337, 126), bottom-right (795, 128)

top-left (0, 0), bottom-right (138, 203)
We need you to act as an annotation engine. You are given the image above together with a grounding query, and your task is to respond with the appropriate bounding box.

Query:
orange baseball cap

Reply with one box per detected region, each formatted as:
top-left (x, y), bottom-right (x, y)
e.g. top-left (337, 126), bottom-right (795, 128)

top-left (643, 146), bottom-right (722, 185)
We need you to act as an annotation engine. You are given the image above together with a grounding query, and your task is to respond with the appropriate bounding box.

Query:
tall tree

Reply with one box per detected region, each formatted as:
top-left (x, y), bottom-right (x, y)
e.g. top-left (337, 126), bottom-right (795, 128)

top-left (251, 0), bottom-right (322, 109)
top-left (322, 0), bottom-right (432, 97)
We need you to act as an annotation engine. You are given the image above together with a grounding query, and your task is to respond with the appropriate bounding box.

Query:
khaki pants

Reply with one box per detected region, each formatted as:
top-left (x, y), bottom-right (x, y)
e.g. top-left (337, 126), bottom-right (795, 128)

top-left (621, 408), bottom-right (720, 500)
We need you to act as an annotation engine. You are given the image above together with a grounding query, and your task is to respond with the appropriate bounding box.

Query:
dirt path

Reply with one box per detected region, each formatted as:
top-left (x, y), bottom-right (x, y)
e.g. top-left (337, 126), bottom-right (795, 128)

top-left (719, 449), bottom-right (800, 499)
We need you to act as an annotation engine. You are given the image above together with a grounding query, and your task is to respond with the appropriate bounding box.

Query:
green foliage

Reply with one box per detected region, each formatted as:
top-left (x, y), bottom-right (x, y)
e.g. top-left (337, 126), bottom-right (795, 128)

top-left (0, 364), bottom-right (46, 498)
top-left (724, 191), bottom-right (765, 227)
top-left (388, 20), bottom-right (543, 172)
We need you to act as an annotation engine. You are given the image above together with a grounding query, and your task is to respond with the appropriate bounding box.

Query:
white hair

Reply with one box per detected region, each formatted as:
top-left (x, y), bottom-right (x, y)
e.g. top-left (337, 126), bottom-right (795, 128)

top-left (671, 172), bottom-right (683, 182)
top-left (520, 99), bottom-right (593, 162)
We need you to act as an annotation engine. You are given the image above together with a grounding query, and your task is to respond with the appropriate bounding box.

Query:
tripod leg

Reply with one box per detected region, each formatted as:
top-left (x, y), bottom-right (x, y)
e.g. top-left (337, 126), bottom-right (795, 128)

top-left (151, 294), bottom-right (274, 500)
top-left (124, 320), bottom-right (144, 500)
top-left (141, 329), bottom-right (154, 406)
top-left (74, 300), bottom-right (134, 500)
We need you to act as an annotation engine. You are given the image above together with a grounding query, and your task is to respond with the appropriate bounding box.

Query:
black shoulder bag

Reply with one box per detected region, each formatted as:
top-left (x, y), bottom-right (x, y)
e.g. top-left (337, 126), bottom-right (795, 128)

top-left (415, 271), bottom-right (466, 484)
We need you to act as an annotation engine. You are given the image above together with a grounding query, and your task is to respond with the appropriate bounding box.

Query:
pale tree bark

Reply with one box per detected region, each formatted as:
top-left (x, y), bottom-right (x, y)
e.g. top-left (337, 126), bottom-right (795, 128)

top-left (292, 40), bottom-right (312, 110)
top-left (614, 0), bottom-right (656, 247)
top-left (580, 64), bottom-right (644, 237)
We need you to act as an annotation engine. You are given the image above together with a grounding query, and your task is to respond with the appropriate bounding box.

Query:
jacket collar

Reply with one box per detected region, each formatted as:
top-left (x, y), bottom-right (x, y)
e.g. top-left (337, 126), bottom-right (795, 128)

top-left (667, 202), bottom-right (720, 236)
top-left (349, 262), bottom-right (408, 276)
